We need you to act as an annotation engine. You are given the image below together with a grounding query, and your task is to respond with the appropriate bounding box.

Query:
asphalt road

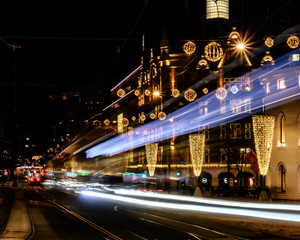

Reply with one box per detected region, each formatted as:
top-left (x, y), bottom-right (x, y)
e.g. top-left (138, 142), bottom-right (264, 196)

top-left (21, 184), bottom-right (300, 240)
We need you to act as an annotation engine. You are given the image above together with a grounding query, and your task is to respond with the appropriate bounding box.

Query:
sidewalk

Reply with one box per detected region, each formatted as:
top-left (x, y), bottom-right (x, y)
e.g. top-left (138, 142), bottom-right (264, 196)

top-left (0, 183), bottom-right (32, 240)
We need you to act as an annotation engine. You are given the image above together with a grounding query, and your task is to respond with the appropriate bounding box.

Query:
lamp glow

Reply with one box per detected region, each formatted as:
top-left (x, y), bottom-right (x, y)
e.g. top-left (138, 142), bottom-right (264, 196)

top-left (145, 143), bottom-right (158, 176)
top-left (189, 134), bottom-right (205, 177)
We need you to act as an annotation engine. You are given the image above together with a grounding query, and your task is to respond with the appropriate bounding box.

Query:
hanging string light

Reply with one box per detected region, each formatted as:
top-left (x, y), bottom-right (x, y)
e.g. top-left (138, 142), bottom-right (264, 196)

top-left (158, 111), bottom-right (166, 120)
top-left (145, 143), bottom-right (158, 176)
top-left (122, 118), bottom-right (129, 127)
top-left (287, 35), bottom-right (299, 49)
top-left (252, 115), bottom-right (275, 176)
top-left (183, 41), bottom-right (196, 55)
top-left (204, 42), bottom-right (223, 62)
top-left (189, 133), bottom-right (205, 177)
top-left (172, 89), bottom-right (180, 98)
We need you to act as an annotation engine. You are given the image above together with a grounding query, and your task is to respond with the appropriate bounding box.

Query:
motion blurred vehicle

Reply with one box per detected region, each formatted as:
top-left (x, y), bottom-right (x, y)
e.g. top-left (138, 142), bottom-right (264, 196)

top-left (27, 169), bottom-right (42, 185)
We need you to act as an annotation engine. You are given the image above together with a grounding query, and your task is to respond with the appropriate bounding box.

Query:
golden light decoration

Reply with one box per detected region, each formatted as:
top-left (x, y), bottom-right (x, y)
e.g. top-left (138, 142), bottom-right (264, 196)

top-left (203, 88), bottom-right (209, 94)
top-left (150, 113), bottom-right (156, 119)
top-left (92, 120), bottom-right (101, 128)
top-left (204, 42), bottom-right (223, 62)
top-left (189, 133), bottom-right (205, 177)
top-left (122, 118), bottom-right (129, 127)
top-left (215, 87), bottom-right (227, 100)
top-left (140, 114), bottom-right (146, 122)
top-left (264, 37), bottom-right (274, 48)
top-left (134, 89), bottom-right (140, 96)
top-left (172, 89), bottom-right (180, 98)
top-left (287, 35), bottom-right (299, 49)
top-left (84, 120), bottom-right (89, 125)
top-left (252, 115), bottom-right (275, 176)
top-left (104, 119), bottom-right (110, 126)
top-left (262, 51), bottom-right (273, 65)
top-left (132, 116), bottom-right (136, 121)
top-left (184, 89), bottom-right (197, 102)
top-left (183, 41), bottom-right (196, 55)
top-left (145, 89), bottom-right (151, 96)
top-left (145, 143), bottom-right (158, 176)
top-left (117, 88), bottom-right (126, 98)
top-left (158, 111), bottom-right (166, 120)
top-left (117, 113), bottom-right (123, 134)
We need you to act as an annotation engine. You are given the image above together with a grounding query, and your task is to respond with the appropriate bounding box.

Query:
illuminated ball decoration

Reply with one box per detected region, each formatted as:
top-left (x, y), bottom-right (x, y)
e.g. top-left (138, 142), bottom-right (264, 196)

top-left (122, 118), bottom-right (129, 127)
top-left (117, 88), bottom-right (126, 98)
top-left (264, 37), bottom-right (274, 48)
top-left (158, 111), bottom-right (166, 120)
top-left (189, 133), bottom-right (205, 177)
top-left (132, 116), bottom-right (136, 121)
top-left (215, 87), bottom-right (227, 100)
top-left (287, 35), bottom-right (299, 49)
top-left (145, 89), bottom-right (151, 96)
top-left (104, 119), bottom-right (110, 126)
top-left (134, 89), bottom-right (140, 96)
top-left (172, 89), bottom-right (180, 98)
top-left (150, 113), bottom-right (156, 119)
top-left (145, 143), bottom-right (158, 176)
top-left (204, 42), bottom-right (223, 62)
top-left (140, 114), bottom-right (146, 122)
top-left (231, 85), bottom-right (239, 94)
top-left (183, 41), bottom-right (196, 55)
top-left (202, 88), bottom-right (209, 94)
top-left (92, 120), bottom-right (101, 129)
top-left (184, 89), bottom-right (197, 102)
top-left (252, 115), bottom-right (275, 176)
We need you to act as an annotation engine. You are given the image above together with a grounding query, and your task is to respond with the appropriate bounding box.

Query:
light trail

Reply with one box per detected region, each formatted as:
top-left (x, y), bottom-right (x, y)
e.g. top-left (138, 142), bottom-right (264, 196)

top-left (114, 189), bottom-right (300, 212)
top-left (86, 47), bottom-right (300, 158)
top-left (81, 190), bottom-right (300, 223)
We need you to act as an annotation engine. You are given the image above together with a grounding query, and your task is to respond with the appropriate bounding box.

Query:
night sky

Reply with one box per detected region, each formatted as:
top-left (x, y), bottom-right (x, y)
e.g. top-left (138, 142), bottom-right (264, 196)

top-left (0, 1), bottom-right (298, 156)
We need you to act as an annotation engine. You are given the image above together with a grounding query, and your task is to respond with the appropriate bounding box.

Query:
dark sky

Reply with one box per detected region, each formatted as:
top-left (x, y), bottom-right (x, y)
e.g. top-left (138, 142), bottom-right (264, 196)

top-left (0, 0), bottom-right (298, 155)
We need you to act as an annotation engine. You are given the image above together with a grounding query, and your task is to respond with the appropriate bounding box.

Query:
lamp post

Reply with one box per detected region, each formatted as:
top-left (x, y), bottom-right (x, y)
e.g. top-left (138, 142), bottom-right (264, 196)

top-left (252, 115), bottom-right (275, 202)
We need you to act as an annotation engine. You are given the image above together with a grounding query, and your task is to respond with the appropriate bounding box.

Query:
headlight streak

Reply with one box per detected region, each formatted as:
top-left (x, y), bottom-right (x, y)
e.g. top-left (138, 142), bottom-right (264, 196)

top-left (114, 189), bottom-right (300, 212)
top-left (81, 190), bottom-right (300, 223)
top-left (86, 48), bottom-right (300, 158)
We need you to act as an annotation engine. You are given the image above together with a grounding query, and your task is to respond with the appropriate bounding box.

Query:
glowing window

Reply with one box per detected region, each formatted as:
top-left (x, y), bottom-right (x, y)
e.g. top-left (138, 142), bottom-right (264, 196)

top-left (204, 148), bottom-right (210, 163)
top-left (266, 83), bottom-right (270, 93)
top-left (206, 0), bottom-right (229, 19)
top-left (230, 99), bottom-right (241, 113)
top-left (277, 78), bottom-right (286, 89)
top-left (230, 123), bottom-right (242, 139)
top-left (220, 124), bottom-right (226, 139)
top-left (292, 54), bottom-right (300, 61)
top-left (245, 123), bottom-right (251, 139)
top-left (277, 113), bottom-right (286, 147)
top-left (244, 98), bottom-right (251, 113)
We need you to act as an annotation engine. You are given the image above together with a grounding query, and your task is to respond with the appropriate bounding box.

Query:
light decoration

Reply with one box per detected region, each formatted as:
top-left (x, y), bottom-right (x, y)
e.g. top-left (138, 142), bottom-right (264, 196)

top-left (231, 85), bottom-right (239, 94)
top-left (117, 113), bottom-right (123, 134)
top-left (122, 118), bottom-right (129, 127)
top-left (158, 111), bottom-right (166, 120)
top-left (287, 35), bottom-right (299, 49)
top-left (265, 37), bottom-right (274, 48)
top-left (126, 163), bottom-right (251, 169)
top-left (198, 57), bottom-right (208, 67)
top-left (150, 113), bottom-right (156, 119)
top-left (184, 89), bottom-right (197, 102)
top-left (140, 114), bottom-right (146, 122)
top-left (252, 115), bottom-right (275, 176)
top-left (262, 51), bottom-right (273, 64)
top-left (204, 42), bottom-right (223, 62)
top-left (132, 116), bottom-right (136, 121)
top-left (92, 120), bottom-right (101, 129)
top-left (172, 89), bottom-right (180, 98)
top-left (145, 89), bottom-right (151, 96)
top-left (145, 143), bottom-right (158, 176)
top-left (203, 88), bottom-right (209, 94)
top-left (189, 133), bottom-right (205, 177)
top-left (183, 41), bottom-right (196, 55)
top-left (104, 119), bottom-right (110, 126)
top-left (134, 89), bottom-right (140, 96)
top-left (117, 88), bottom-right (126, 98)
top-left (215, 87), bottom-right (227, 100)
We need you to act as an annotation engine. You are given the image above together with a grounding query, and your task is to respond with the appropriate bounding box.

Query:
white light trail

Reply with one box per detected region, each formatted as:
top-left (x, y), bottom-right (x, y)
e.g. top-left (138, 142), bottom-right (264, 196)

top-left (81, 190), bottom-right (300, 223)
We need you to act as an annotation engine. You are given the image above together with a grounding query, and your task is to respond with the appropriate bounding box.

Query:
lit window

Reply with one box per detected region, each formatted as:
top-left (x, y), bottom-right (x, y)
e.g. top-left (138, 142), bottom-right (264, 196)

top-left (266, 83), bottom-right (270, 93)
top-left (220, 100), bottom-right (226, 114)
top-left (204, 148), bottom-right (210, 163)
top-left (220, 124), bottom-right (226, 139)
top-left (244, 98), bottom-right (251, 113)
top-left (277, 113), bottom-right (286, 147)
top-left (230, 99), bottom-right (241, 113)
top-left (245, 123), bottom-right (251, 139)
top-left (277, 78), bottom-right (286, 89)
top-left (230, 123), bottom-right (242, 139)
top-left (206, 0), bottom-right (229, 19)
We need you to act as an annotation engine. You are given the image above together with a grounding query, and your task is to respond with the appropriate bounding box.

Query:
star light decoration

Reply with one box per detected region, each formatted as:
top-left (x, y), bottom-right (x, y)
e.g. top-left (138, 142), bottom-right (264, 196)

top-left (145, 143), bottom-right (158, 176)
top-left (184, 89), bottom-right (197, 102)
top-left (204, 42), bottom-right (223, 62)
top-left (252, 115), bottom-right (275, 176)
top-left (117, 88), bottom-right (126, 98)
top-left (183, 41), bottom-right (196, 55)
top-left (189, 133), bottom-right (205, 177)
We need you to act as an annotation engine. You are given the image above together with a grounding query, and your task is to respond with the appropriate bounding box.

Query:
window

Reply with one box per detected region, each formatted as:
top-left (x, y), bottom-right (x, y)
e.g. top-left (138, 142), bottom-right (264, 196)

top-left (266, 82), bottom-right (270, 93)
top-left (277, 78), bottom-right (286, 89)
top-left (278, 164), bottom-right (286, 193)
top-left (220, 100), bottom-right (226, 114)
top-left (220, 124), bottom-right (226, 139)
top-left (230, 123), bottom-right (242, 139)
top-left (206, 0), bottom-right (229, 19)
top-left (244, 98), bottom-right (251, 113)
top-left (220, 148), bottom-right (227, 163)
top-left (277, 113), bottom-right (286, 147)
top-left (245, 123), bottom-right (251, 139)
top-left (230, 99), bottom-right (241, 113)
top-left (204, 148), bottom-right (210, 163)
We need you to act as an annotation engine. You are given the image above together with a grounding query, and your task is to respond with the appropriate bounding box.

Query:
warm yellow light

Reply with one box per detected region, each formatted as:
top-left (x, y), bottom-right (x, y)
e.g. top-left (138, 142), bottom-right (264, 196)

top-left (158, 111), bottom-right (166, 120)
top-left (172, 89), bottom-right (180, 98)
top-left (104, 119), bottom-right (110, 126)
top-left (237, 43), bottom-right (245, 50)
top-left (184, 89), bottom-right (197, 102)
top-left (153, 91), bottom-right (160, 96)
top-left (117, 88), bottom-right (126, 98)
top-left (189, 133), bottom-right (205, 177)
top-left (252, 115), bottom-right (275, 176)
top-left (145, 143), bottom-right (158, 176)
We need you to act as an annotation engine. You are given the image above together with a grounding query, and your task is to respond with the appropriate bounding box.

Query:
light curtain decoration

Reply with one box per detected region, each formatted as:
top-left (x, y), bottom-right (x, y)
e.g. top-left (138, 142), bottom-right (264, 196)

top-left (252, 115), bottom-right (275, 176)
top-left (145, 143), bottom-right (158, 176)
top-left (189, 133), bottom-right (205, 177)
